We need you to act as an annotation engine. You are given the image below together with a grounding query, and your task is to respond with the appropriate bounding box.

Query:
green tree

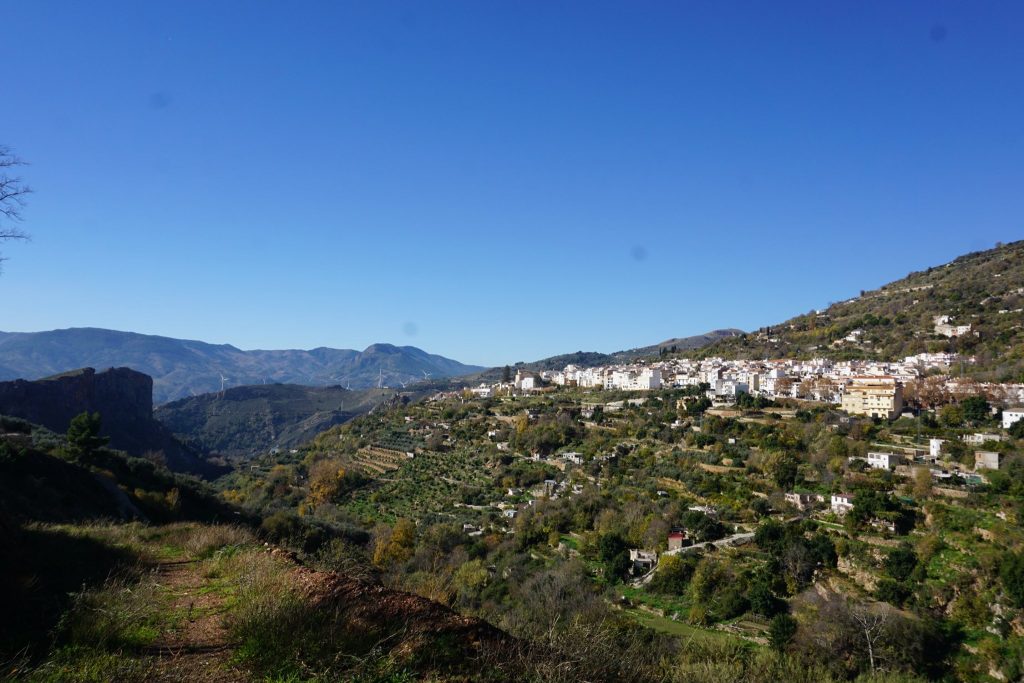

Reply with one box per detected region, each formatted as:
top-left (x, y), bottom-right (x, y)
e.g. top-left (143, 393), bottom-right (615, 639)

top-left (66, 411), bottom-right (108, 460)
top-left (939, 404), bottom-right (964, 428)
top-left (883, 544), bottom-right (918, 582)
top-left (686, 397), bottom-right (712, 416)
top-left (648, 554), bottom-right (698, 595)
top-left (598, 532), bottom-right (630, 582)
top-left (768, 613), bottom-right (797, 652)
top-left (762, 451), bottom-right (800, 489)
top-left (960, 395), bottom-right (990, 424)
top-left (749, 578), bottom-right (784, 617)
top-left (502, 365), bottom-right (512, 383)
top-left (1000, 551), bottom-right (1024, 608)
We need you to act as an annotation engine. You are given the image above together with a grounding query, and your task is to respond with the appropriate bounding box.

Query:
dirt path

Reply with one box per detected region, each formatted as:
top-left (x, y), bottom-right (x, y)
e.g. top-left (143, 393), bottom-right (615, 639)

top-left (145, 559), bottom-right (248, 682)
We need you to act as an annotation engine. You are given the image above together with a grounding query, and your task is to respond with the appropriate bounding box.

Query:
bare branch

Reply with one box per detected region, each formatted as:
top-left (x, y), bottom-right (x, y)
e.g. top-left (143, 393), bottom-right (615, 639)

top-left (0, 145), bottom-right (32, 269)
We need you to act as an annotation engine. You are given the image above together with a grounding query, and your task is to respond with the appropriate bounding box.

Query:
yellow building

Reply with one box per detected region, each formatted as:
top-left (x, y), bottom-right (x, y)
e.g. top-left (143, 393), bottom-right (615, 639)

top-left (840, 377), bottom-right (904, 420)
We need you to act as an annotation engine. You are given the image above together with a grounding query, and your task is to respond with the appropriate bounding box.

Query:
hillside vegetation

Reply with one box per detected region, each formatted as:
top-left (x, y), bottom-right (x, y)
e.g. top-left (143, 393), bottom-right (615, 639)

top-left (155, 383), bottom-right (402, 459)
top-left (696, 240), bottom-right (1024, 381)
top-left (220, 381), bottom-right (1024, 681)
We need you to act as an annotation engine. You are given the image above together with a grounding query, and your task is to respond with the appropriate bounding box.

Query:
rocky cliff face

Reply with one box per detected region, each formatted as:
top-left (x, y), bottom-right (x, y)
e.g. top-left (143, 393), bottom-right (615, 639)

top-left (0, 367), bottom-right (224, 478)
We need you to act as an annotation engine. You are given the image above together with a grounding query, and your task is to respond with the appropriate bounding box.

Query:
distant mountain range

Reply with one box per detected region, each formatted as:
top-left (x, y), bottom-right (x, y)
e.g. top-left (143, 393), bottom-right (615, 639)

top-left (155, 383), bottom-right (401, 459)
top-left (471, 328), bottom-right (743, 382)
top-left (0, 328), bottom-right (485, 403)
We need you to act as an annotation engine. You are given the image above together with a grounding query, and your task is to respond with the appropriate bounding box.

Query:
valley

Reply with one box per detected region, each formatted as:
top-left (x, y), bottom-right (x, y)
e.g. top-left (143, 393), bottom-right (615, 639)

top-left (4, 241), bottom-right (1024, 682)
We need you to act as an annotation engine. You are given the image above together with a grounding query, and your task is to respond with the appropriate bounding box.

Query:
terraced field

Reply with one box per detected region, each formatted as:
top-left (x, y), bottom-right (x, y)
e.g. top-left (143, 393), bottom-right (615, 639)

top-left (349, 446), bottom-right (408, 475)
top-left (343, 448), bottom-right (496, 523)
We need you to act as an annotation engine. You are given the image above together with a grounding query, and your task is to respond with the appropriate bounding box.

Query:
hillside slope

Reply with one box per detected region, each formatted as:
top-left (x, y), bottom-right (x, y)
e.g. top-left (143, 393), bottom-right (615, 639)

top-left (0, 328), bottom-right (484, 403)
top-left (155, 383), bottom-right (400, 459)
top-left (695, 240), bottom-right (1024, 381)
top-left (1, 519), bottom-right (539, 682)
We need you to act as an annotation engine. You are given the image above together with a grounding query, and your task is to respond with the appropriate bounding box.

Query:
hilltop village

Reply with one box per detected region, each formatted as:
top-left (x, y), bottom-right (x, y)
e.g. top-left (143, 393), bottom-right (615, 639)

top-left (472, 352), bottom-right (1024, 417)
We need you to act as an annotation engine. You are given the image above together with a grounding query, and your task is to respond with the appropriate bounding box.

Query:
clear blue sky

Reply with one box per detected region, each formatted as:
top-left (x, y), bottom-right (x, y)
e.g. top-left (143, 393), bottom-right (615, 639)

top-left (2, 2), bottom-right (1021, 366)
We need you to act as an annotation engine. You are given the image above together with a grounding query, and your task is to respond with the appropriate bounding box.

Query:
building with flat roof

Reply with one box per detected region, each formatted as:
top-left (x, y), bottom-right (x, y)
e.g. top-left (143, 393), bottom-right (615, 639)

top-left (975, 451), bottom-right (1003, 471)
top-left (1003, 409), bottom-right (1024, 430)
top-left (840, 376), bottom-right (903, 419)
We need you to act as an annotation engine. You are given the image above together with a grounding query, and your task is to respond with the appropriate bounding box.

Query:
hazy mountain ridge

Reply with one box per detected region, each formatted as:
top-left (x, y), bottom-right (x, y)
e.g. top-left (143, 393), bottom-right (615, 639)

top-left (612, 328), bottom-right (745, 361)
top-left (470, 328), bottom-right (744, 382)
top-left (0, 328), bottom-right (484, 403)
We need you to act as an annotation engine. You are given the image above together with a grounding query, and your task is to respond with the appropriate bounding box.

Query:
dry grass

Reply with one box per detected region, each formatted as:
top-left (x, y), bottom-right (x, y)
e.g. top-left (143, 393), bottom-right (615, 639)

top-left (181, 524), bottom-right (255, 559)
top-left (56, 574), bottom-right (167, 651)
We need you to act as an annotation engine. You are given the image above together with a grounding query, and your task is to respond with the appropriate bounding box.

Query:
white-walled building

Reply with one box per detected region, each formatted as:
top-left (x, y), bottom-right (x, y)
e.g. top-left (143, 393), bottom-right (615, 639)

top-left (934, 315), bottom-right (973, 338)
top-left (606, 367), bottom-right (662, 391)
top-left (1003, 409), bottom-right (1024, 430)
top-left (866, 452), bottom-right (903, 470)
top-left (470, 384), bottom-right (494, 398)
top-left (962, 433), bottom-right (1007, 445)
top-left (831, 494), bottom-right (855, 515)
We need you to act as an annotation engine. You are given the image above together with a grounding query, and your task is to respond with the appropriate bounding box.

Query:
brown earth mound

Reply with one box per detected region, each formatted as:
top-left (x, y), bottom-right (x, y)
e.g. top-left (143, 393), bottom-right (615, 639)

top-left (293, 566), bottom-right (517, 669)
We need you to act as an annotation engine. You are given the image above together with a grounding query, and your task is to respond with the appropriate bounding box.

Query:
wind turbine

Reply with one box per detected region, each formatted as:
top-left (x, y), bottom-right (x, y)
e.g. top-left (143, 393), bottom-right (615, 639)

top-left (219, 374), bottom-right (230, 392)
top-left (421, 370), bottom-right (432, 380)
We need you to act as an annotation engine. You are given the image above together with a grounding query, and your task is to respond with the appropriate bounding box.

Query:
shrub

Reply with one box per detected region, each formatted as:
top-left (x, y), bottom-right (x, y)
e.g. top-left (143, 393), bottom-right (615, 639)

top-left (769, 613), bottom-right (797, 652)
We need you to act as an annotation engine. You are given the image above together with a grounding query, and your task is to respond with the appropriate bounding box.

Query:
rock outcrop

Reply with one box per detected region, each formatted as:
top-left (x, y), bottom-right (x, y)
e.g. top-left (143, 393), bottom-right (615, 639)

top-left (0, 367), bottom-right (224, 477)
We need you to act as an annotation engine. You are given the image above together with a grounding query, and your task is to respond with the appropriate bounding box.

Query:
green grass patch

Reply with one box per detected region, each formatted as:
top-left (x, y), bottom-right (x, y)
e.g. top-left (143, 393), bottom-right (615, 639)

top-left (624, 608), bottom-right (746, 646)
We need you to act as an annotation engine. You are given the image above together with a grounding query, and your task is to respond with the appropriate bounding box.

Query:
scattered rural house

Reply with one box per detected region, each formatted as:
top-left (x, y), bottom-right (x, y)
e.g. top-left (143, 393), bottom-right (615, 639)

top-left (933, 315), bottom-right (973, 338)
top-left (962, 432), bottom-right (1008, 445)
top-left (870, 518), bottom-right (897, 533)
top-left (975, 451), bottom-right (1003, 471)
top-left (514, 370), bottom-right (542, 392)
top-left (1003, 409), bottom-right (1024, 430)
top-left (928, 438), bottom-right (945, 460)
top-left (866, 451), bottom-right (904, 470)
top-left (831, 493), bottom-right (855, 515)
top-left (530, 480), bottom-right (558, 498)
top-left (560, 451), bottom-right (584, 465)
top-left (667, 531), bottom-right (687, 551)
top-left (470, 384), bottom-right (494, 398)
top-left (629, 549), bottom-right (657, 574)
top-left (785, 492), bottom-right (823, 511)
